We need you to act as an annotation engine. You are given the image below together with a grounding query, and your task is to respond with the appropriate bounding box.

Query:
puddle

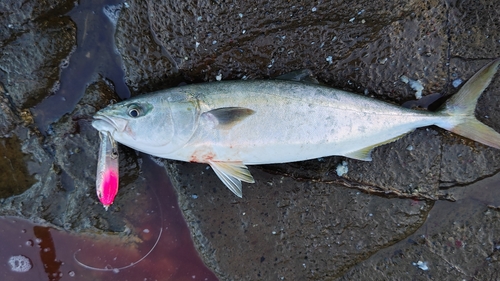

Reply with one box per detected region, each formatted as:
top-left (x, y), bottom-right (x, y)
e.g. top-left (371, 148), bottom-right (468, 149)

top-left (31, 0), bottom-right (130, 133)
top-left (0, 155), bottom-right (217, 281)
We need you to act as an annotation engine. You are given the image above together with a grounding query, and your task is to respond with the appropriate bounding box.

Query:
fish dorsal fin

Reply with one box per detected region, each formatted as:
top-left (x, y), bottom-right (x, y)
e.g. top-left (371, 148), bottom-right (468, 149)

top-left (204, 107), bottom-right (255, 129)
top-left (344, 132), bottom-right (412, 161)
top-left (276, 69), bottom-right (320, 84)
top-left (208, 160), bottom-right (255, 198)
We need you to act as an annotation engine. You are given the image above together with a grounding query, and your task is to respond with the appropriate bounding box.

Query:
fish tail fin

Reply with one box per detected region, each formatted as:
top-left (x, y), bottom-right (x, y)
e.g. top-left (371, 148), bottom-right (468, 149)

top-left (438, 58), bottom-right (500, 149)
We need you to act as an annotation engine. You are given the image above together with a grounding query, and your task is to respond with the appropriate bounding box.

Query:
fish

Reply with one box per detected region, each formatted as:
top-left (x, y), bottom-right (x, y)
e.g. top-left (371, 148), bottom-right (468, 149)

top-left (92, 59), bottom-right (500, 198)
top-left (96, 131), bottom-right (119, 210)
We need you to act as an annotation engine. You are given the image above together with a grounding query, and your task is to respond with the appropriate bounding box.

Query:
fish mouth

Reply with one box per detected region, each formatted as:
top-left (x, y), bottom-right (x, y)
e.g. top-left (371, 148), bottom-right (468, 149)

top-left (92, 114), bottom-right (128, 134)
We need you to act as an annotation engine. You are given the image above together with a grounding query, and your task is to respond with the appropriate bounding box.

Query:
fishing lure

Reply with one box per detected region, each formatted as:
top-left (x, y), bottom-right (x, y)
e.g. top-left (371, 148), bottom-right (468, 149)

top-left (96, 131), bottom-right (119, 210)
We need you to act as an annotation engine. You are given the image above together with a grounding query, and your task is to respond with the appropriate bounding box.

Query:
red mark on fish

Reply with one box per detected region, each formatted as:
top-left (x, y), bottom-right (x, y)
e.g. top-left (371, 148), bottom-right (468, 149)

top-left (96, 132), bottom-right (119, 210)
top-left (189, 150), bottom-right (215, 163)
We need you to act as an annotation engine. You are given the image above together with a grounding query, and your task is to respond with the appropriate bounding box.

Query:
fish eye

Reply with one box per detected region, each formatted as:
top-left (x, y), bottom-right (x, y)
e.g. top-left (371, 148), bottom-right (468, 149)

top-left (127, 104), bottom-right (141, 118)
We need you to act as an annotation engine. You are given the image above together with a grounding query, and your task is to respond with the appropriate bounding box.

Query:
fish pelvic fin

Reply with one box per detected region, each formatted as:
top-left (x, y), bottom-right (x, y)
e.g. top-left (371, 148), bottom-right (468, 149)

top-left (439, 58), bottom-right (500, 149)
top-left (208, 160), bottom-right (255, 198)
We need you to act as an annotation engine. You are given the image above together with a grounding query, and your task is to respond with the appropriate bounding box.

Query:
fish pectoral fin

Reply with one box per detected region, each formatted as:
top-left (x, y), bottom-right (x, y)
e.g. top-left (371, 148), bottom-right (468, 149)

top-left (345, 132), bottom-right (412, 161)
top-left (208, 160), bottom-right (255, 198)
top-left (205, 107), bottom-right (255, 129)
top-left (275, 69), bottom-right (320, 84)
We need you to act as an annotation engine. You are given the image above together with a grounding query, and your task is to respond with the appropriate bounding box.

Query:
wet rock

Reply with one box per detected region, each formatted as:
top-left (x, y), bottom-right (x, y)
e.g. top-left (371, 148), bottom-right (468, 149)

top-left (344, 129), bottom-right (444, 199)
top-left (0, 80), bottom-right (135, 233)
top-left (115, 1), bottom-right (180, 93)
top-left (0, 83), bottom-right (19, 136)
top-left (166, 161), bottom-right (433, 279)
top-left (448, 0), bottom-right (500, 58)
top-left (0, 0), bottom-right (76, 108)
top-left (0, 0), bottom-right (140, 234)
top-left (118, 0), bottom-right (449, 103)
top-left (340, 174), bottom-right (500, 280)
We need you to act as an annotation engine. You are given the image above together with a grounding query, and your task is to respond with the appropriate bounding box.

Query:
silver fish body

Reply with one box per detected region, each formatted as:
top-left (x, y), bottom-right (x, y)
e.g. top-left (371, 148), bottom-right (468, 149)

top-left (92, 59), bottom-right (500, 197)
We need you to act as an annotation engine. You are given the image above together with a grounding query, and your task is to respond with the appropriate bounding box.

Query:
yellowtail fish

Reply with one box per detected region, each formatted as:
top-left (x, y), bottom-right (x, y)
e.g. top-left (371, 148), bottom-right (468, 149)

top-left (96, 131), bottom-right (119, 210)
top-left (92, 59), bottom-right (500, 198)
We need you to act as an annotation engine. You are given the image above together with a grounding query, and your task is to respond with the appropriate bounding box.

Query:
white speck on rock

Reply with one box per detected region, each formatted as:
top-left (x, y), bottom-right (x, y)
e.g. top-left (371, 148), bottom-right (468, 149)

top-left (216, 73), bottom-right (222, 81)
top-left (326, 56), bottom-right (333, 64)
top-left (414, 260), bottom-right (429, 271)
top-left (452, 78), bottom-right (463, 88)
top-left (336, 161), bottom-right (348, 176)
top-left (400, 75), bottom-right (424, 99)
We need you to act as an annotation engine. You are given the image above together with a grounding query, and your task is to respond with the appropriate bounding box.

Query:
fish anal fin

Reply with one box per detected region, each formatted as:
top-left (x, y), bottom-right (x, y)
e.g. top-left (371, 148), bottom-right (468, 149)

top-left (345, 132), bottom-right (411, 161)
top-left (205, 107), bottom-right (255, 129)
top-left (345, 147), bottom-right (374, 161)
top-left (208, 160), bottom-right (255, 198)
top-left (276, 69), bottom-right (320, 84)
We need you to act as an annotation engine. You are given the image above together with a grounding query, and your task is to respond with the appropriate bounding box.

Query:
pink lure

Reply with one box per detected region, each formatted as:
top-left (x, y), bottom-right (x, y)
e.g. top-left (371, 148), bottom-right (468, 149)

top-left (96, 131), bottom-right (119, 210)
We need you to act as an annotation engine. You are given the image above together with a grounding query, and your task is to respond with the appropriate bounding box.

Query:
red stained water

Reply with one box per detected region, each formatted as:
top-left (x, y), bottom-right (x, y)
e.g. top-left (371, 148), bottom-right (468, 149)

top-left (0, 155), bottom-right (218, 281)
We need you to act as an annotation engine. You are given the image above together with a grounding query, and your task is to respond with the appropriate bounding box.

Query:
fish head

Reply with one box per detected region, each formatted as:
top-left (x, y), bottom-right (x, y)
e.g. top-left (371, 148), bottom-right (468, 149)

top-left (92, 91), bottom-right (200, 156)
top-left (92, 97), bottom-right (176, 153)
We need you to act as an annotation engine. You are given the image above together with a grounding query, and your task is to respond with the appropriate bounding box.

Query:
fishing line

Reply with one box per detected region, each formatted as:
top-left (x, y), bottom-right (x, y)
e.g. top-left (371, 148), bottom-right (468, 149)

top-left (74, 156), bottom-right (165, 272)
top-left (73, 227), bottom-right (162, 272)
